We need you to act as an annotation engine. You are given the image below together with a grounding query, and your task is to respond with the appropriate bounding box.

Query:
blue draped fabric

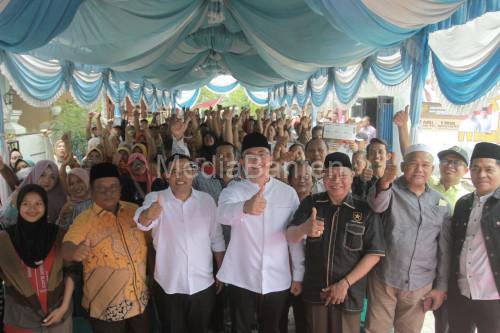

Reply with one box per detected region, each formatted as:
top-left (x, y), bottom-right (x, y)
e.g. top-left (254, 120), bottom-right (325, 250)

top-left (71, 72), bottom-right (104, 106)
top-left (378, 101), bottom-right (394, 151)
top-left (310, 69), bottom-right (333, 107)
top-left (432, 48), bottom-right (500, 105)
top-left (426, 0), bottom-right (500, 32)
top-left (126, 82), bottom-right (143, 105)
top-left (333, 66), bottom-right (369, 105)
top-left (106, 79), bottom-right (126, 106)
top-left (206, 81), bottom-right (239, 93)
top-left (305, 0), bottom-right (415, 48)
top-left (0, 51), bottom-right (65, 103)
top-left (407, 33), bottom-right (430, 143)
top-left (244, 89), bottom-right (269, 105)
top-left (177, 89), bottom-right (200, 108)
top-left (305, 0), bottom-right (497, 48)
top-left (295, 81), bottom-right (310, 107)
top-left (0, 0), bottom-right (83, 52)
top-left (371, 61), bottom-right (411, 86)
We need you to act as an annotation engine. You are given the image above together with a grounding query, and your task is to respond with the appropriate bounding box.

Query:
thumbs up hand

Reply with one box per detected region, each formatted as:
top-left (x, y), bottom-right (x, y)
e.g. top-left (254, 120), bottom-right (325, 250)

top-left (147, 196), bottom-right (163, 221)
top-left (380, 153), bottom-right (398, 189)
top-left (393, 105), bottom-right (410, 128)
top-left (302, 207), bottom-right (325, 238)
top-left (361, 162), bottom-right (374, 183)
top-left (73, 238), bottom-right (92, 262)
top-left (243, 185), bottom-right (267, 215)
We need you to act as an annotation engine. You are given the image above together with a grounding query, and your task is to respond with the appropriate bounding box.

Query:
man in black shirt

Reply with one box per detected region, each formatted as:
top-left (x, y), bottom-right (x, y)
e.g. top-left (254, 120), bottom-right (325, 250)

top-left (287, 152), bottom-right (385, 333)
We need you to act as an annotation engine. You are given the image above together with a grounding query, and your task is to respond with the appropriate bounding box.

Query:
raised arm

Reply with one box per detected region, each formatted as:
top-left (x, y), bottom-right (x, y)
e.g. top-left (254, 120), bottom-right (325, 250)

top-left (222, 108), bottom-right (234, 144)
top-left (393, 105), bottom-right (410, 155)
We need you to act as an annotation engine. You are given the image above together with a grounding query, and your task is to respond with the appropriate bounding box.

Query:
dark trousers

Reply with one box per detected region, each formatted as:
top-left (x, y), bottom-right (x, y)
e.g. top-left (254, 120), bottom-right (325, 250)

top-left (448, 292), bottom-right (500, 333)
top-left (279, 293), bottom-right (307, 333)
top-left (89, 308), bottom-right (150, 333)
top-left (433, 301), bottom-right (449, 333)
top-left (154, 281), bottom-right (215, 333)
top-left (305, 303), bottom-right (360, 333)
top-left (228, 284), bottom-right (289, 333)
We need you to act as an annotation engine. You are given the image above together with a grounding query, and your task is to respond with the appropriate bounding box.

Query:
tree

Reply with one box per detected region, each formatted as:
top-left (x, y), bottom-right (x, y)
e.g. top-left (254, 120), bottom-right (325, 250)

top-left (50, 99), bottom-right (101, 160)
top-left (197, 86), bottom-right (262, 113)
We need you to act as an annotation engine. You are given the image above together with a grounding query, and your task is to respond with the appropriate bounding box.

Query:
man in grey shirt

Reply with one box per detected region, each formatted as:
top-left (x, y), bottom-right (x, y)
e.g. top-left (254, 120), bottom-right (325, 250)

top-left (365, 144), bottom-right (452, 333)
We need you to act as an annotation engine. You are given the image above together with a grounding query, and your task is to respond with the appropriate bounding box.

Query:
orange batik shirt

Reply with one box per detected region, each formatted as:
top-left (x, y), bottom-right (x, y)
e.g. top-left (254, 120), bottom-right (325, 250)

top-left (64, 201), bottom-right (148, 322)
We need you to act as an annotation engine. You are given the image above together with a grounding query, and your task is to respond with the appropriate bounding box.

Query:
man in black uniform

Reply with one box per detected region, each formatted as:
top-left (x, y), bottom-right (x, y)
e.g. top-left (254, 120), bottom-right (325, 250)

top-left (287, 152), bottom-right (385, 333)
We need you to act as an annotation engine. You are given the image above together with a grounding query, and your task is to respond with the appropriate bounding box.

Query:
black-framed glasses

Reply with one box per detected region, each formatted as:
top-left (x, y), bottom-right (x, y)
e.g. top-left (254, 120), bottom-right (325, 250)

top-left (440, 159), bottom-right (465, 168)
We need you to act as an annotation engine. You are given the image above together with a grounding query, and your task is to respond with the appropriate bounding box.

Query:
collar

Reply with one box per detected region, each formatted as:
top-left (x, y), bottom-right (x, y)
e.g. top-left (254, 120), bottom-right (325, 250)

top-left (314, 191), bottom-right (355, 209)
top-left (164, 187), bottom-right (197, 202)
top-left (396, 176), bottom-right (430, 194)
top-left (243, 176), bottom-right (273, 189)
top-left (474, 190), bottom-right (495, 204)
top-left (91, 202), bottom-right (123, 217)
top-left (494, 186), bottom-right (500, 199)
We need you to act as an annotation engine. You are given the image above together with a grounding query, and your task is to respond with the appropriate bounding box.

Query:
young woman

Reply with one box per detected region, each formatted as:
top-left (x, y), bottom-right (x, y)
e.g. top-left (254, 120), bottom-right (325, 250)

top-left (0, 161), bottom-right (67, 228)
top-left (0, 184), bottom-right (74, 333)
top-left (56, 168), bottom-right (91, 230)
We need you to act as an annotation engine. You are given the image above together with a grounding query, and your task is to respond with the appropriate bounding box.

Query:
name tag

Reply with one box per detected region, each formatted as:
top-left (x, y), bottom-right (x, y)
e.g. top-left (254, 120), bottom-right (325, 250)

top-left (438, 199), bottom-right (448, 207)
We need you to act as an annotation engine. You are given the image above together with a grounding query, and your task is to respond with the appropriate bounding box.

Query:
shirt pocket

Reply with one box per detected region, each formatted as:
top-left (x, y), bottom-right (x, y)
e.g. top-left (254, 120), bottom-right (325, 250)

top-left (343, 222), bottom-right (365, 251)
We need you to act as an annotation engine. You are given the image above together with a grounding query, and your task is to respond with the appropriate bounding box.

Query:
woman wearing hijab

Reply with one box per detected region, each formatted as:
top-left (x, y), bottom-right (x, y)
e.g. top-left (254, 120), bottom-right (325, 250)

top-left (56, 168), bottom-right (91, 230)
top-left (120, 153), bottom-right (156, 206)
top-left (0, 161), bottom-right (67, 228)
top-left (0, 184), bottom-right (74, 333)
top-left (9, 149), bottom-right (23, 171)
top-left (199, 132), bottom-right (217, 162)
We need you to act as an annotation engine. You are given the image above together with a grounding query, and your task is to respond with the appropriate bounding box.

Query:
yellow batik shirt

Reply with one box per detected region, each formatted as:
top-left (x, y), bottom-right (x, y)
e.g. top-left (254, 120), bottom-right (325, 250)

top-left (64, 201), bottom-right (148, 321)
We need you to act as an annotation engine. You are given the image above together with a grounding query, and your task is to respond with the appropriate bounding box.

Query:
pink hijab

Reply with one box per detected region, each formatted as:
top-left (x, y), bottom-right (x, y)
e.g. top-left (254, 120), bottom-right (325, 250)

top-left (127, 153), bottom-right (154, 193)
top-left (67, 168), bottom-right (90, 202)
top-left (19, 160), bottom-right (67, 223)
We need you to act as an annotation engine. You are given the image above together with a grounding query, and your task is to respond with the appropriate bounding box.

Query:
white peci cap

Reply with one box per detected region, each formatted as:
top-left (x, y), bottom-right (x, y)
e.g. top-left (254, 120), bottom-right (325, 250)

top-left (404, 144), bottom-right (434, 159)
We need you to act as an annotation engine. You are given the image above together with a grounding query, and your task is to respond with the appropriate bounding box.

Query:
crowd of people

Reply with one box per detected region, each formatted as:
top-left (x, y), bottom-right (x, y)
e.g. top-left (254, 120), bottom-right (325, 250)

top-left (0, 103), bottom-right (498, 333)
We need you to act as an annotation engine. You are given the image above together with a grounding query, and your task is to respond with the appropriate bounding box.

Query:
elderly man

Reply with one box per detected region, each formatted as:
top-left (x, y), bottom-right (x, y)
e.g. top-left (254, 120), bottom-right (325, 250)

top-left (394, 108), bottom-right (471, 210)
top-left (287, 152), bottom-right (385, 333)
top-left (216, 133), bottom-right (302, 333)
top-left (365, 144), bottom-right (452, 333)
top-left (62, 163), bottom-right (149, 333)
top-left (394, 108), bottom-right (471, 333)
top-left (305, 138), bottom-right (329, 194)
top-left (448, 142), bottom-right (500, 333)
top-left (134, 154), bottom-right (225, 333)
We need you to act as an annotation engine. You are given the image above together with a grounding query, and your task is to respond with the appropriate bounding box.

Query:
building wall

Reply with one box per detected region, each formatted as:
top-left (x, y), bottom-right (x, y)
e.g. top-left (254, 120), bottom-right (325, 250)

top-left (13, 92), bottom-right (74, 133)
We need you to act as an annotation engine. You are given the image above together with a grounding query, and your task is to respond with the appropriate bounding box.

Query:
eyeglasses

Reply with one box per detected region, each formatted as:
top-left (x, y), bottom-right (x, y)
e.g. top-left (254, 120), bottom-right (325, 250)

top-left (440, 159), bottom-right (464, 168)
top-left (94, 184), bottom-right (121, 195)
top-left (244, 151), bottom-right (271, 160)
top-left (323, 172), bottom-right (351, 181)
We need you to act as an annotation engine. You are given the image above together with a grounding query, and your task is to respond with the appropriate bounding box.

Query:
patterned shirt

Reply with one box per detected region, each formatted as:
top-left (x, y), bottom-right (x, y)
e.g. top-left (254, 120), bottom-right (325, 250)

top-left (63, 202), bottom-right (148, 321)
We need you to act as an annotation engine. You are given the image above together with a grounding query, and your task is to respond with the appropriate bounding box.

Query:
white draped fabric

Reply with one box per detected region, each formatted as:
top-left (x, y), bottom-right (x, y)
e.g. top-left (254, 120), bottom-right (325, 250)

top-left (429, 11), bottom-right (500, 71)
top-left (362, 0), bottom-right (464, 29)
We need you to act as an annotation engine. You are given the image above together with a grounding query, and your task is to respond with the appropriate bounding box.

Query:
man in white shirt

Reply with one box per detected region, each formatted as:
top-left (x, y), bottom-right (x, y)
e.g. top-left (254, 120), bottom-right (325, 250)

top-left (134, 153), bottom-right (225, 333)
top-left (217, 133), bottom-right (303, 333)
top-left (449, 142), bottom-right (500, 333)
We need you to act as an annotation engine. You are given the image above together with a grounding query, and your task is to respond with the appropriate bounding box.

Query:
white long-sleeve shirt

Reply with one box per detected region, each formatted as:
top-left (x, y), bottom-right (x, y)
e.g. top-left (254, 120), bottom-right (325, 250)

top-left (134, 188), bottom-right (225, 295)
top-left (216, 177), bottom-right (303, 294)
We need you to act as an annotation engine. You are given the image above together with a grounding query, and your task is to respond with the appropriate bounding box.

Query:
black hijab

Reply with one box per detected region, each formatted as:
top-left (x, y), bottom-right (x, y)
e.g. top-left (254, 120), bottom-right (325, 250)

top-left (7, 184), bottom-right (59, 268)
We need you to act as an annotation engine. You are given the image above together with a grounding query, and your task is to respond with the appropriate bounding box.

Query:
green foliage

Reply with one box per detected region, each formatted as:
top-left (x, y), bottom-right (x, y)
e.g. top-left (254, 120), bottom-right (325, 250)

top-left (197, 86), bottom-right (261, 113)
top-left (50, 99), bottom-right (100, 160)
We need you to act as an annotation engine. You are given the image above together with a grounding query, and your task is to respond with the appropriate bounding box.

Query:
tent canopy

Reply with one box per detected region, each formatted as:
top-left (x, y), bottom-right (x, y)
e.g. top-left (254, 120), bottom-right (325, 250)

top-left (0, 0), bottom-right (497, 134)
